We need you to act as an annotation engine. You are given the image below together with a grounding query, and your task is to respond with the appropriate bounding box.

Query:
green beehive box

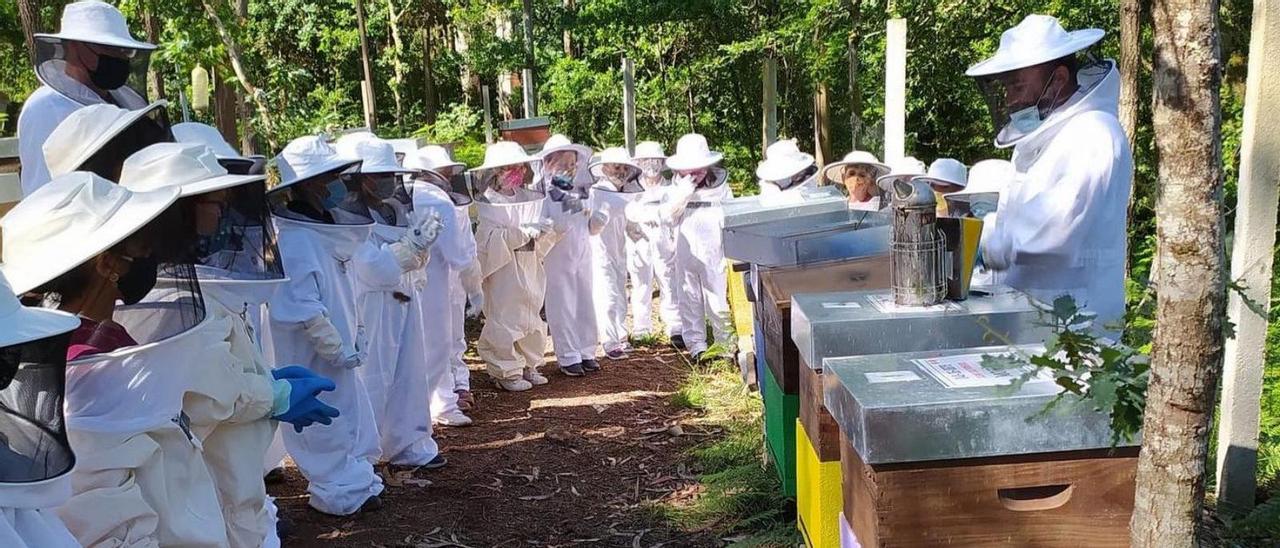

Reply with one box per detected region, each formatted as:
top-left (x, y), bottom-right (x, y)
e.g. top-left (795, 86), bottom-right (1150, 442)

top-left (763, 365), bottom-right (798, 497)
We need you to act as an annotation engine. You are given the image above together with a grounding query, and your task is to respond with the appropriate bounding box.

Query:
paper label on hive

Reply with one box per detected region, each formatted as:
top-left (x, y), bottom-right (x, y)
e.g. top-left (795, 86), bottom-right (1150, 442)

top-left (864, 370), bottom-right (921, 384)
top-left (822, 302), bottom-right (863, 309)
top-left (912, 352), bottom-right (1051, 389)
top-left (865, 294), bottom-right (963, 314)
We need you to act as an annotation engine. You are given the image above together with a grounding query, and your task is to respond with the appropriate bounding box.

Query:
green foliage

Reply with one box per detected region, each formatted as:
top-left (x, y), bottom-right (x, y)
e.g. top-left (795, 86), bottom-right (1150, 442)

top-left (414, 102), bottom-right (482, 144)
top-left (986, 295), bottom-right (1149, 445)
top-left (662, 357), bottom-right (797, 545)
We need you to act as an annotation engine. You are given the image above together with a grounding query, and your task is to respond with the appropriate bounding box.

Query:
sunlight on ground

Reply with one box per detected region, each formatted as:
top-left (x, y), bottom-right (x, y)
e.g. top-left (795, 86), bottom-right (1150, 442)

top-left (529, 390), bottom-right (673, 410)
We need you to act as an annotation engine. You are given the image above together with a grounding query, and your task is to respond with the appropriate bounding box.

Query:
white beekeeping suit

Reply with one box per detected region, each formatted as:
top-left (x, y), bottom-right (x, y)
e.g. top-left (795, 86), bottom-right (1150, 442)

top-left (473, 142), bottom-right (554, 392)
top-left (404, 147), bottom-right (480, 426)
top-left (334, 135), bottom-right (444, 468)
top-left (755, 139), bottom-right (819, 204)
top-left (118, 142), bottom-right (302, 548)
top-left (267, 136), bottom-right (386, 516)
top-left (624, 141), bottom-right (682, 342)
top-left (1, 173), bottom-right (240, 547)
top-left (664, 134), bottom-right (735, 359)
top-left (18, 0), bottom-right (155, 195)
top-left (968, 15), bottom-right (1132, 330)
top-left (540, 135), bottom-right (608, 376)
top-left (0, 272), bottom-right (82, 548)
top-left (589, 147), bottom-right (645, 359)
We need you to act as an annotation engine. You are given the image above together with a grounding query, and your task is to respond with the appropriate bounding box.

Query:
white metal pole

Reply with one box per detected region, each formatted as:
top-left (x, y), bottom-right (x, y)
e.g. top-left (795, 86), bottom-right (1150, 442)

top-left (1216, 0), bottom-right (1280, 514)
top-left (885, 18), bottom-right (907, 163)
top-left (481, 85), bottom-right (495, 144)
top-left (622, 58), bottom-right (637, 155)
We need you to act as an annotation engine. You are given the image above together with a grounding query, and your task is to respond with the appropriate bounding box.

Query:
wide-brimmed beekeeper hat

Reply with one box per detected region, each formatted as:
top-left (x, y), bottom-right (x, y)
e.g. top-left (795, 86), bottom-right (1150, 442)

top-left (470, 141), bottom-right (541, 173)
top-left (875, 156), bottom-right (927, 192)
top-left (822, 150), bottom-right (890, 185)
top-left (914, 158), bottom-right (968, 191)
top-left (43, 101), bottom-right (169, 178)
top-left (590, 147), bottom-right (642, 180)
top-left (335, 135), bottom-right (413, 176)
top-left (1, 172), bottom-right (179, 295)
top-left (273, 135), bottom-right (362, 191)
top-left (755, 139), bottom-right (815, 182)
top-left (120, 142), bottom-right (265, 197)
top-left (966, 14), bottom-right (1104, 77)
top-left (665, 133), bottom-right (723, 172)
top-left (35, 1), bottom-right (156, 51)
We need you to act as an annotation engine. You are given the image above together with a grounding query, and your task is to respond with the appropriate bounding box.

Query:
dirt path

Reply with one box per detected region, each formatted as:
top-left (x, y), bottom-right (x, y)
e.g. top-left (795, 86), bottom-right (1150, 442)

top-left (270, 343), bottom-right (723, 547)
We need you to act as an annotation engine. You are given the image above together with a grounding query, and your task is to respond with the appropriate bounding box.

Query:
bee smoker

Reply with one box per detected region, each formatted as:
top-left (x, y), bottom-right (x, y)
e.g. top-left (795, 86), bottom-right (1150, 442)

top-left (889, 179), bottom-right (948, 306)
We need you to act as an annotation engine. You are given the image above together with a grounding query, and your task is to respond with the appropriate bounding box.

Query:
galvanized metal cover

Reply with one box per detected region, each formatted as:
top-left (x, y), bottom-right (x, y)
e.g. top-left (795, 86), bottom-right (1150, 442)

top-left (791, 286), bottom-right (1051, 372)
top-left (823, 344), bottom-right (1138, 464)
top-left (722, 186), bottom-right (848, 229)
top-left (723, 209), bottom-right (890, 267)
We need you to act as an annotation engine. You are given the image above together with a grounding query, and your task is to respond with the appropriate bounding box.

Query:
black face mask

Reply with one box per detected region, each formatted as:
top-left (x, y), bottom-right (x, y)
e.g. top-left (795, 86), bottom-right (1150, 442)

top-left (89, 53), bottom-right (132, 91)
top-left (117, 256), bottom-right (159, 305)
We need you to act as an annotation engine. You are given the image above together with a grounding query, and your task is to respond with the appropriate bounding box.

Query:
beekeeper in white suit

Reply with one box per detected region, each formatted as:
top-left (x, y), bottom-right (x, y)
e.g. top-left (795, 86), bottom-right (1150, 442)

top-left (967, 14), bottom-right (1132, 329)
top-left (590, 148), bottom-right (645, 363)
top-left (333, 134), bottom-right (445, 469)
top-left (405, 148), bottom-right (480, 426)
top-left (267, 136), bottom-right (386, 516)
top-left (0, 272), bottom-right (82, 548)
top-left (664, 134), bottom-right (735, 360)
top-left (755, 139), bottom-right (818, 202)
top-left (19, 0), bottom-right (157, 195)
top-left (120, 142), bottom-right (342, 548)
top-left (473, 142), bottom-right (554, 392)
top-left (624, 141), bottom-right (683, 345)
top-left (541, 135), bottom-right (609, 376)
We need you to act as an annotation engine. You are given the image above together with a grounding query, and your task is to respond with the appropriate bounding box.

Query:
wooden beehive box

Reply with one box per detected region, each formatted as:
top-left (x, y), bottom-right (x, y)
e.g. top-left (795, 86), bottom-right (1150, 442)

top-left (841, 432), bottom-right (1138, 547)
top-left (758, 255), bottom-right (890, 395)
top-left (799, 356), bottom-right (842, 463)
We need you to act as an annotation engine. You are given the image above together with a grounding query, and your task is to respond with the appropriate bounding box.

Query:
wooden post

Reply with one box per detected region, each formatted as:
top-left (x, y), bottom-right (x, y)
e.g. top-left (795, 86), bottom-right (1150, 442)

top-left (762, 57), bottom-right (778, 154)
top-left (423, 27), bottom-right (439, 125)
top-left (354, 0), bottom-right (377, 131)
top-left (481, 85), bottom-right (495, 144)
top-left (622, 58), bottom-right (637, 155)
top-left (814, 84), bottom-right (832, 168)
top-left (885, 18), bottom-right (907, 163)
top-left (1216, 0), bottom-right (1280, 515)
top-left (521, 0), bottom-right (538, 116)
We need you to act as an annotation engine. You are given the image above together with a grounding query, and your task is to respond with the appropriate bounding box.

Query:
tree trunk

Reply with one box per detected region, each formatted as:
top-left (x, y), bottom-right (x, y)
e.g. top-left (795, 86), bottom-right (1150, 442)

top-left (386, 0), bottom-right (406, 132)
top-left (422, 27), bottom-right (438, 126)
top-left (200, 0), bottom-right (277, 148)
top-left (1130, 0), bottom-right (1225, 545)
top-left (143, 9), bottom-right (165, 100)
top-left (1119, 0), bottom-right (1143, 147)
top-left (814, 83), bottom-right (832, 168)
top-left (353, 0), bottom-right (377, 130)
top-left (563, 0), bottom-right (574, 57)
top-left (214, 71), bottom-right (238, 149)
top-left (454, 27), bottom-right (479, 104)
top-left (17, 0), bottom-right (40, 66)
top-left (846, 0), bottom-right (863, 151)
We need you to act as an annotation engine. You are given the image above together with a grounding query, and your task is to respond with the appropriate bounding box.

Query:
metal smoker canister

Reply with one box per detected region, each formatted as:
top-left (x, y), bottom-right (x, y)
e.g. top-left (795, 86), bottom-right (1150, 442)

top-left (889, 179), bottom-right (947, 306)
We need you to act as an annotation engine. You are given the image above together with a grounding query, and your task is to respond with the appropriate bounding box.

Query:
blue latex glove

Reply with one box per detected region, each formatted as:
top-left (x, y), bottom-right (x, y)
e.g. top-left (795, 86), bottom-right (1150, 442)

top-left (270, 366), bottom-right (340, 433)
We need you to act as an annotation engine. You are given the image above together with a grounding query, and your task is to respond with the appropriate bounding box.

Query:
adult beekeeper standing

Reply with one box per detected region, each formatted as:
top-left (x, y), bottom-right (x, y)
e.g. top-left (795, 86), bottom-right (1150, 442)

top-left (967, 14), bottom-right (1132, 329)
top-left (472, 142), bottom-right (554, 392)
top-left (18, 0), bottom-right (158, 195)
top-left (267, 136), bottom-right (386, 516)
top-left (590, 147), bottom-right (645, 363)
top-left (540, 135), bottom-right (608, 376)
top-left (664, 134), bottom-right (735, 360)
top-left (624, 142), bottom-right (683, 346)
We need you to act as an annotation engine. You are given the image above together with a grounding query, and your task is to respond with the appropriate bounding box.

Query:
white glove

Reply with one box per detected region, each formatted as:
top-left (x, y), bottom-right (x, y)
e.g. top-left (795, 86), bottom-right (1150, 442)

top-left (408, 211), bottom-right (444, 250)
top-left (390, 212), bottom-right (442, 271)
top-left (672, 174), bottom-right (698, 200)
top-left (302, 315), bottom-right (358, 369)
top-left (466, 292), bottom-right (485, 319)
top-left (336, 350), bottom-right (363, 370)
top-left (520, 219), bottom-right (555, 240)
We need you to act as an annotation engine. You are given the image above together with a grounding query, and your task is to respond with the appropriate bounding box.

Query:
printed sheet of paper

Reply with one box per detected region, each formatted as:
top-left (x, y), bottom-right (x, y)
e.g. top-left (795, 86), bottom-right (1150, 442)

top-left (821, 301), bottom-right (863, 310)
top-left (913, 353), bottom-right (1052, 389)
top-left (866, 294), bottom-right (963, 314)
top-left (864, 370), bottom-right (922, 384)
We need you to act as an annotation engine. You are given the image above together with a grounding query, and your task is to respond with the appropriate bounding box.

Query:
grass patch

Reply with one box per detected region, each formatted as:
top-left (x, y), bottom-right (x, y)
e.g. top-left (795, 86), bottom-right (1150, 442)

top-left (660, 355), bottom-right (799, 546)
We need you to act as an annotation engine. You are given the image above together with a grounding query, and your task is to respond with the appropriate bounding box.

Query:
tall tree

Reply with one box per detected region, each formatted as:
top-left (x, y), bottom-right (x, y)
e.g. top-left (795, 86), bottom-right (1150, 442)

top-left (1130, 0), bottom-right (1225, 545)
top-left (354, 0), bottom-right (377, 130)
top-left (16, 0), bottom-right (40, 66)
top-left (200, 0), bottom-right (276, 148)
top-left (1118, 0), bottom-right (1143, 147)
top-left (422, 27), bottom-right (438, 125)
top-left (386, 0), bottom-right (408, 131)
